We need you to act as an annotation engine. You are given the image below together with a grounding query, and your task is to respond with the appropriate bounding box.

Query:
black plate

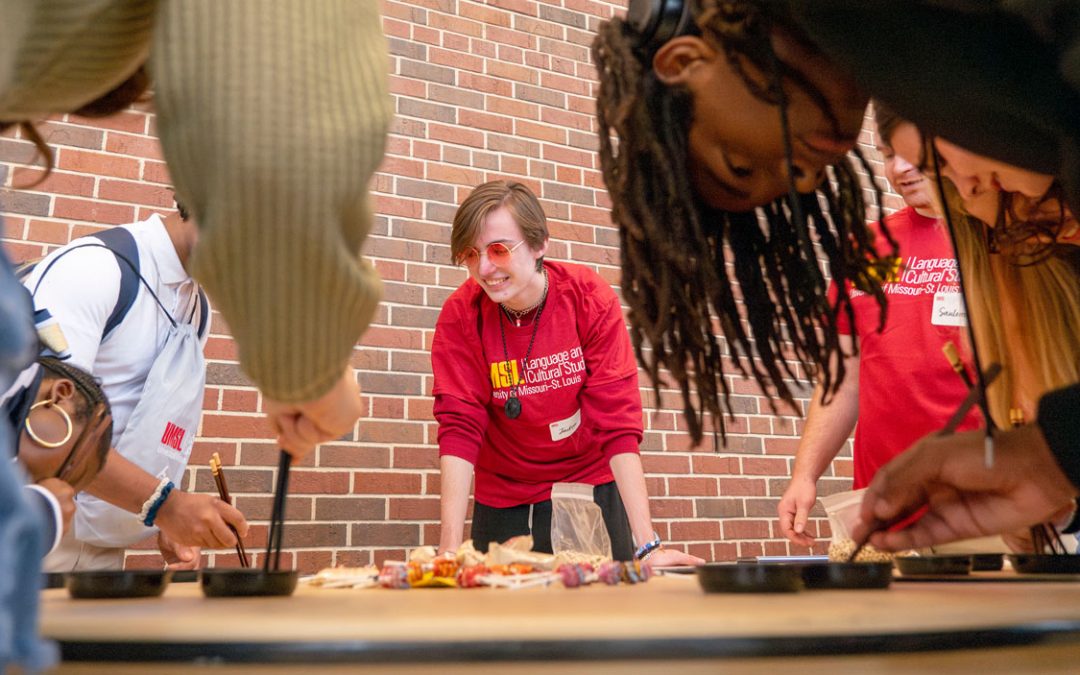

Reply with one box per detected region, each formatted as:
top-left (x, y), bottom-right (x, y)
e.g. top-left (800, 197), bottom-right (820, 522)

top-left (799, 562), bottom-right (894, 590)
top-left (697, 563), bottom-right (802, 593)
top-left (895, 555), bottom-right (972, 576)
top-left (66, 570), bottom-right (172, 599)
top-left (1008, 554), bottom-right (1080, 574)
top-left (971, 553), bottom-right (1005, 571)
top-left (42, 573), bottom-right (66, 589)
top-left (201, 569), bottom-right (298, 597)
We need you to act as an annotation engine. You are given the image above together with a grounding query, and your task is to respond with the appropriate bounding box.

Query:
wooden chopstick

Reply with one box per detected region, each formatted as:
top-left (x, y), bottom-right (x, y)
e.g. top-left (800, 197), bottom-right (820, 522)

top-left (210, 453), bottom-right (249, 568)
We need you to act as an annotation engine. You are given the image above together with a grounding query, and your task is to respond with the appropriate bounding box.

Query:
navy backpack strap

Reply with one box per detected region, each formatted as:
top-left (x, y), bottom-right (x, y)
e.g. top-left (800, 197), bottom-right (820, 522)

top-left (88, 227), bottom-right (140, 340)
top-left (195, 286), bottom-right (210, 339)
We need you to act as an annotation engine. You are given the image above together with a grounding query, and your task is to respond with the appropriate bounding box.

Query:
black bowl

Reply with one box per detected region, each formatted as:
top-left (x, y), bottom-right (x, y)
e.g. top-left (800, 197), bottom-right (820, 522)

top-left (201, 568), bottom-right (298, 597)
top-left (1008, 554), bottom-right (1080, 575)
top-left (66, 570), bottom-right (172, 599)
top-left (971, 553), bottom-right (1005, 572)
top-left (799, 562), bottom-right (894, 590)
top-left (895, 555), bottom-right (972, 576)
top-left (697, 563), bottom-right (802, 593)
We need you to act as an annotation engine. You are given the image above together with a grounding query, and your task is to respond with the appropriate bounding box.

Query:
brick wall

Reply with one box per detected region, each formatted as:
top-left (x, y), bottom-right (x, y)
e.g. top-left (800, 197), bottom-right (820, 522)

top-left (0, 0), bottom-right (897, 572)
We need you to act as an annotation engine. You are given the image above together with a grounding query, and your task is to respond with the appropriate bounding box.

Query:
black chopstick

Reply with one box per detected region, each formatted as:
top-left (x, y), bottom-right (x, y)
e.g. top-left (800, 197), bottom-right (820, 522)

top-left (847, 363), bottom-right (1002, 563)
top-left (264, 450), bottom-right (291, 572)
top-left (210, 453), bottom-right (249, 568)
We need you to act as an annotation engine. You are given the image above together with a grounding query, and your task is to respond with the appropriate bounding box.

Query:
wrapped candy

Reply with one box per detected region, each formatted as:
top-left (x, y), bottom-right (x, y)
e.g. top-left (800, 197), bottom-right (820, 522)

top-left (456, 564), bottom-right (489, 588)
top-left (557, 563), bottom-right (596, 588)
top-left (378, 563), bottom-right (410, 589)
top-left (597, 561), bottom-right (623, 585)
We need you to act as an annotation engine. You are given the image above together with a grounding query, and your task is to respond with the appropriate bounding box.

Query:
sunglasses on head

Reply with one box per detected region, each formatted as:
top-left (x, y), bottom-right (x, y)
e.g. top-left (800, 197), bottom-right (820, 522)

top-left (457, 240), bottom-right (525, 268)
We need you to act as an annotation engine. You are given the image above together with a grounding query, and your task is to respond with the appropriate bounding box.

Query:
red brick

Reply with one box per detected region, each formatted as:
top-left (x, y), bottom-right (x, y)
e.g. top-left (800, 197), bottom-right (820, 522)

top-left (52, 197), bottom-right (135, 225)
top-left (98, 179), bottom-right (173, 206)
top-left (57, 148), bottom-right (140, 179)
top-left (12, 169), bottom-right (94, 197)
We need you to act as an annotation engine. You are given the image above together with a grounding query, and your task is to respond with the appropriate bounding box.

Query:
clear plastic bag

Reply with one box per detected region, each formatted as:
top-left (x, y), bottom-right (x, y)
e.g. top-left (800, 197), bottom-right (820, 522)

top-left (819, 488), bottom-right (893, 562)
top-left (550, 482), bottom-right (611, 562)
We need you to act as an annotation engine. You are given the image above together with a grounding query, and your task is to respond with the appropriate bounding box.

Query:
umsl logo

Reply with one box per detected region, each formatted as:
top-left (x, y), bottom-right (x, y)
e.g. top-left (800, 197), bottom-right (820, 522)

top-left (160, 422), bottom-right (186, 452)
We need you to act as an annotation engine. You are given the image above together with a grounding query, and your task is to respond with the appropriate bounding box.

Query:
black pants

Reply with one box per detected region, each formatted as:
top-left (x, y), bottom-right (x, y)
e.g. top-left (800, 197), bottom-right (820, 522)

top-left (471, 481), bottom-right (634, 561)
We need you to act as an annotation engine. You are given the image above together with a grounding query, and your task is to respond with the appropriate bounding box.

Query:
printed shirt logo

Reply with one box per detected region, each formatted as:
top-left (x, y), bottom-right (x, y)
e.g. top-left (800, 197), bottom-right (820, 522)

top-left (489, 346), bottom-right (586, 403)
top-left (160, 421), bottom-right (186, 452)
top-left (852, 254), bottom-right (960, 298)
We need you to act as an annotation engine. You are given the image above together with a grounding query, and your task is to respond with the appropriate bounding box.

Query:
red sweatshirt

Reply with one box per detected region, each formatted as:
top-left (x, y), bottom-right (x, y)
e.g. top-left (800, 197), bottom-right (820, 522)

top-left (835, 207), bottom-right (982, 488)
top-left (432, 261), bottom-right (643, 507)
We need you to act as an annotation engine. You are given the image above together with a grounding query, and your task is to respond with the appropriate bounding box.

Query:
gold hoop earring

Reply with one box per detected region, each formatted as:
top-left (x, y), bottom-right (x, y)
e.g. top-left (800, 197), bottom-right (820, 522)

top-left (25, 400), bottom-right (73, 449)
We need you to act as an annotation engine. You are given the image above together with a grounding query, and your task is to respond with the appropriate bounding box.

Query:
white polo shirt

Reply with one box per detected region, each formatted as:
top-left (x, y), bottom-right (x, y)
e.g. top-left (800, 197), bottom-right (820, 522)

top-left (23, 214), bottom-right (209, 444)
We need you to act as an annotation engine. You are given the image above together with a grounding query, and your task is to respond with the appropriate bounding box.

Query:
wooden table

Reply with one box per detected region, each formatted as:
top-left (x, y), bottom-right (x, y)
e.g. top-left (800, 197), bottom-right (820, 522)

top-left (40, 574), bottom-right (1080, 673)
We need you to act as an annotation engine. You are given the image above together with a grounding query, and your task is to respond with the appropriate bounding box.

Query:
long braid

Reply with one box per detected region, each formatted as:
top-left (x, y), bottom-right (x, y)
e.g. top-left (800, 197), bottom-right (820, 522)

top-left (38, 356), bottom-right (111, 422)
top-left (593, 6), bottom-right (895, 444)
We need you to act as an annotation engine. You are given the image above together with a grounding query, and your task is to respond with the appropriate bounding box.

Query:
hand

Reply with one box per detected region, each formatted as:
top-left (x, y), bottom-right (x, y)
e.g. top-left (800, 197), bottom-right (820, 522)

top-left (158, 529), bottom-right (202, 570)
top-left (154, 490), bottom-right (249, 549)
top-left (852, 425), bottom-right (1078, 551)
top-left (264, 367), bottom-right (363, 460)
top-left (1001, 528), bottom-right (1035, 554)
top-left (37, 477), bottom-right (75, 534)
top-left (643, 547), bottom-right (706, 568)
top-left (778, 476), bottom-right (818, 547)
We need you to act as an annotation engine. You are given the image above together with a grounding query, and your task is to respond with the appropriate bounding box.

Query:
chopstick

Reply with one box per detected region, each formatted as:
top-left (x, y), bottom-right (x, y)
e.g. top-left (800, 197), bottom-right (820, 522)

top-left (847, 363), bottom-right (1002, 563)
top-left (264, 450), bottom-right (292, 572)
top-left (210, 453), bottom-right (249, 568)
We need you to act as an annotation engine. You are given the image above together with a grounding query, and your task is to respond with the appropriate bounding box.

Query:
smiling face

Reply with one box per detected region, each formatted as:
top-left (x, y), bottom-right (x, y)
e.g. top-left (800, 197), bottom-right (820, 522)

top-left (656, 27), bottom-right (869, 212)
top-left (878, 123), bottom-right (935, 214)
top-left (465, 206), bottom-right (548, 310)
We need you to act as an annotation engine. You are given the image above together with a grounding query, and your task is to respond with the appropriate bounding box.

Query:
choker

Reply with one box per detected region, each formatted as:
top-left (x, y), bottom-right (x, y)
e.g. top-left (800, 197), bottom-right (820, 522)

top-left (501, 273), bottom-right (548, 327)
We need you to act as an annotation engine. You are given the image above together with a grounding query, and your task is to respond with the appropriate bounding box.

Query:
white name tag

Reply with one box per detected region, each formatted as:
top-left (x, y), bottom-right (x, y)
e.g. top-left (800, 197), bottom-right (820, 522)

top-left (550, 409), bottom-right (581, 442)
top-left (931, 291), bottom-right (967, 327)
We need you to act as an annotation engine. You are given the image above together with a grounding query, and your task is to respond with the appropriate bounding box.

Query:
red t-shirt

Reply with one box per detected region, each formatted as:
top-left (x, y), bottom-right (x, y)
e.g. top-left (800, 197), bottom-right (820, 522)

top-left (836, 207), bottom-right (982, 488)
top-left (432, 261), bottom-right (643, 507)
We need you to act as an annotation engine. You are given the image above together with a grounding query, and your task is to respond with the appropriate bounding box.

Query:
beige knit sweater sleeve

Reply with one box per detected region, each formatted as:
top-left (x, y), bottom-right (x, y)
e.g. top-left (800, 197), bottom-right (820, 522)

top-left (1, 0), bottom-right (392, 403)
top-left (152, 1), bottom-right (391, 402)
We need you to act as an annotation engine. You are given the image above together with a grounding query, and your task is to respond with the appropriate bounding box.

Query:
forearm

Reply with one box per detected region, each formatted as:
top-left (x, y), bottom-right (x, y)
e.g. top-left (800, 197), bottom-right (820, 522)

top-left (791, 358), bottom-right (860, 484)
top-left (438, 455), bottom-right (475, 552)
top-left (609, 452), bottom-right (655, 548)
top-left (83, 448), bottom-right (160, 513)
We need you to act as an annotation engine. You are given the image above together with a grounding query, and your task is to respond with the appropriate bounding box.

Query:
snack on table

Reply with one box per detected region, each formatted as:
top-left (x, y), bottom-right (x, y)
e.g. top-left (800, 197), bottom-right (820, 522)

top-left (409, 546), bottom-right (438, 564)
top-left (378, 563), bottom-right (411, 589)
top-left (487, 537), bottom-right (557, 570)
top-left (553, 551), bottom-right (609, 569)
top-left (305, 565), bottom-right (379, 589)
top-left (828, 538), bottom-right (895, 563)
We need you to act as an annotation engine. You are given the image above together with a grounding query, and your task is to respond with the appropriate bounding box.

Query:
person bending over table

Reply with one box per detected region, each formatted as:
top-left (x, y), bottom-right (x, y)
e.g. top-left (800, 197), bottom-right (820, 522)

top-left (593, 0), bottom-right (1080, 551)
top-left (777, 105), bottom-right (981, 549)
top-left (432, 181), bottom-right (704, 567)
top-left (3, 356), bottom-right (113, 558)
top-left (1, 0), bottom-right (392, 460)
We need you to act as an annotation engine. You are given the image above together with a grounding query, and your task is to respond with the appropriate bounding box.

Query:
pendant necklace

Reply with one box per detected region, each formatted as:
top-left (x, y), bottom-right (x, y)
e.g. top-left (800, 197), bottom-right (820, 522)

top-left (499, 270), bottom-right (548, 419)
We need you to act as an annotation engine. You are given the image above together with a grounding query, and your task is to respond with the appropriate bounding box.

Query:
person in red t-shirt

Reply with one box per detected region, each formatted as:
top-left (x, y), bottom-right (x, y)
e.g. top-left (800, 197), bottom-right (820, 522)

top-left (432, 181), bottom-right (703, 566)
top-left (777, 104), bottom-right (982, 548)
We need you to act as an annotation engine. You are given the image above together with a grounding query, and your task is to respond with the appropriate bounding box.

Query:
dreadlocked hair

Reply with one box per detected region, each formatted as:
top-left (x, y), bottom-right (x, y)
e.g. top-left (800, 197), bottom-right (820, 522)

top-left (592, 1), bottom-right (895, 445)
top-left (38, 356), bottom-right (111, 423)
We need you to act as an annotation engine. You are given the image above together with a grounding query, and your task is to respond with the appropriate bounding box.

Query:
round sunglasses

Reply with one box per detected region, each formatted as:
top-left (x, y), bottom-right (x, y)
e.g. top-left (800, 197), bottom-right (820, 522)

top-left (457, 240), bottom-right (525, 268)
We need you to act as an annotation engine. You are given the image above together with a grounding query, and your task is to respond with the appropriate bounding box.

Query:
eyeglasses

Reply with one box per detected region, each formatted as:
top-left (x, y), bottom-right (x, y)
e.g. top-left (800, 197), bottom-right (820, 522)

top-left (55, 403), bottom-right (112, 493)
top-left (457, 241), bottom-right (525, 268)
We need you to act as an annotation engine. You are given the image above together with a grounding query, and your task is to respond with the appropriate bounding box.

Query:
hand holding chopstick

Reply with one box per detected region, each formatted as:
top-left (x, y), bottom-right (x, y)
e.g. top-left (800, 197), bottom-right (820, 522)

top-left (847, 363), bottom-right (1001, 562)
top-left (210, 452), bottom-right (250, 568)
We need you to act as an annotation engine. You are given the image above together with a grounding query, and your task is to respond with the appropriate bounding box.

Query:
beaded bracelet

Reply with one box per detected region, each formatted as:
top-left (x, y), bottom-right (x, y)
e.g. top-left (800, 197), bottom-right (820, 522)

top-left (139, 478), bottom-right (175, 527)
top-left (634, 532), bottom-right (662, 561)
